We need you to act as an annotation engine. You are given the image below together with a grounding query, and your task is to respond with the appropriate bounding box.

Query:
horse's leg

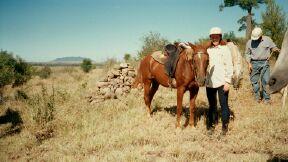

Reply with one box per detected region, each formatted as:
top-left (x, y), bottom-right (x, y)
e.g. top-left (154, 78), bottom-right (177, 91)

top-left (189, 86), bottom-right (199, 127)
top-left (143, 80), bottom-right (159, 116)
top-left (176, 87), bottom-right (186, 128)
top-left (149, 80), bottom-right (159, 113)
top-left (143, 80), bottom-right (153, 116)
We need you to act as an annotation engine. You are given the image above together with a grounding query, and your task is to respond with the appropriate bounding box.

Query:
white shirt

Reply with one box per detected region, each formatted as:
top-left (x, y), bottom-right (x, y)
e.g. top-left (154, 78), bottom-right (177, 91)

top-left (206, 45), bottom-right (233, 88)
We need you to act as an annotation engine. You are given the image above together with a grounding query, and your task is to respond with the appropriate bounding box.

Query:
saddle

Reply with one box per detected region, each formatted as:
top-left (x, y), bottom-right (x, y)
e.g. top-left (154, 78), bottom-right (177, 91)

top-left (151, 44), bottom-right (181, 79)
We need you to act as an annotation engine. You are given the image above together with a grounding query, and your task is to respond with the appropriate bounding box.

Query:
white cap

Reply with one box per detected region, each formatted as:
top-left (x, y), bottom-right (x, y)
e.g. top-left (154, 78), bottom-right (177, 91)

top-left (209, 27), bottom-right (222, 35)
top-left (251, 27), bottom-right (262, 40)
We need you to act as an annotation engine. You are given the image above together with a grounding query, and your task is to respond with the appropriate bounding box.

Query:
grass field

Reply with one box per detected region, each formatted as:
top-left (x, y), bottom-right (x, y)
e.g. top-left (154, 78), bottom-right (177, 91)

top-left (0, 66), bottom-right (287, 161)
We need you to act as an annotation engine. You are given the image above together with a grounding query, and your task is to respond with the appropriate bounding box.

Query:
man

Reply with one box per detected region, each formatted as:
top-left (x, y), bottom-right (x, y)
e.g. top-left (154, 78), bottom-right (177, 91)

top-left (245, 27), bottom-right (280, 104)
top-left (206, 27), bottom-right (233, 135)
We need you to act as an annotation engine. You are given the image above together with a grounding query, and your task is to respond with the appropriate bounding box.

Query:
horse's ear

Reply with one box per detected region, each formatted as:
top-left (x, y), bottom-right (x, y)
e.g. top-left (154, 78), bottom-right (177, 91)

top-left (202, 41), bottom-right (211, 49)
top-left (188, 42), bottom-right (196, 51)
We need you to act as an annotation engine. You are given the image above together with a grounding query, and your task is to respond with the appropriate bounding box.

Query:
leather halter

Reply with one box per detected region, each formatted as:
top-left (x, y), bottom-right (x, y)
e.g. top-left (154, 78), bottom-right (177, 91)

top-left (191, 50), bottom-right (209, 79)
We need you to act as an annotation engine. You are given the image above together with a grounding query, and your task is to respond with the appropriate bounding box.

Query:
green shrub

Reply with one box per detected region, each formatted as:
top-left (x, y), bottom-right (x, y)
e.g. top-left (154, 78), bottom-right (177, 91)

top-left (81, 59), bottom-right (93, 73)
top-left (0, 50), bottom-right (32, 88)
top-left (124, 53), bottom-right (131, 62)
top-left (15, 90), bottom-right (29, 100)
top-left (28, 85), bottom-right (55, 126)
top-left (138, 31), bottom-right (170, 59)
top-left (38, 66), bottom-right (52, 79)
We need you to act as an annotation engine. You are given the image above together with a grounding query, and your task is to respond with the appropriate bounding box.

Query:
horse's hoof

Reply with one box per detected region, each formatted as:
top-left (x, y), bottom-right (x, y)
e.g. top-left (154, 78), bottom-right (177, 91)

top-left (189, 122), bottom-right (195, 127)
top-left (146, 113), bottom-right (152, 118)
top-left (175, 121), bottom-right (182, 128)
top-left (189, 125), bottom-right (196, 130)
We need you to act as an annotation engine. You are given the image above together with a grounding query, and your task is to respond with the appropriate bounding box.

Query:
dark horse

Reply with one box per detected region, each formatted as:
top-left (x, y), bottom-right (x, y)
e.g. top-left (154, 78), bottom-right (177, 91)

top-left (133, 43), bottom-right (209, 128)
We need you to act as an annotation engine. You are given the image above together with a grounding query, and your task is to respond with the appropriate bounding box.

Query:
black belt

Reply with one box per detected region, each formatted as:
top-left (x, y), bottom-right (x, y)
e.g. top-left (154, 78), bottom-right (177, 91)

top-left (251, 59), bottom-right (268, 61)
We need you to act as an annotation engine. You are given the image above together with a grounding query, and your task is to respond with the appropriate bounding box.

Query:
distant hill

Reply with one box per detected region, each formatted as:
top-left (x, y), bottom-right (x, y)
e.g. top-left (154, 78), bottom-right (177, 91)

top-left (52, 56), bottom-right (91, 63)
top-left (28, 57), bottom-right (103, 67)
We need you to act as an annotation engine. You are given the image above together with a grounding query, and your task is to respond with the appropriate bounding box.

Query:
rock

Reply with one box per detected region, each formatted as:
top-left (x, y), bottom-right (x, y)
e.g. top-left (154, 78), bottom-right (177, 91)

top-left (116, 78), bottom-right (124, 84)
top-left (111, 69), bottom-right (121, 76)
top-left (113, 64), bottom-right (121, 70)
top-left (100, 87), bottom-right (111, 95)
top-left (119, 63), bottom-right (129, 69)
top-left (115, 88), bottom-right (123, 96)
top-left (128, 71), bottom-right (136, 77)
top-left (123, 86), bottom-right (130, 92)
top-left (122, 68), bottom-right (129, 76)
top-left (88, 63), bottom-right (137, 103)
top-left (100, 78), bottom-right (108, 82)
top-left (104, 91), bottom-right (116, 99)
top-left (124, 81), bottom-right (131, 86)
top-left (96, 82), bottom-right (109, 88)
top-left (111, 79), bottom-right (118, 86)
top-left (107, 71), bottom-right (115, 79)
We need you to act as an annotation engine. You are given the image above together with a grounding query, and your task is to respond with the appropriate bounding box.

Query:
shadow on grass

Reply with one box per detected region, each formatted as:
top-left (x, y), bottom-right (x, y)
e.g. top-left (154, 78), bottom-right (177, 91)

top-left (0, 108), bottom-right (23, 138)
top-left (151, 100), bottom-right (235, 129)
top-left (267, 156), bottom-right (288, 162)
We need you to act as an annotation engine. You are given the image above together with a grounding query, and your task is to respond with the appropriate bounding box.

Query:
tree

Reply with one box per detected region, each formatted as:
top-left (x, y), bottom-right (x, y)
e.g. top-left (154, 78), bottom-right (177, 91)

top-left (194, 31), bottom-right (239, 44)
top-left (81, 59), bottom-right (93, 73)
top-left (223, 31), bottom-right (237, 41)
top-left (123, 53), bottom-right (131, 62)
top-left (261, 0), bottom-right (288, 49)
top-left (237, 15), bottom-right (259, 32)
top-left (0, 50), bottom-right (32, 103)
top-left (137, 31), bottom-right (170, 59)
top-left (219, 0), bottom-right (266, 39)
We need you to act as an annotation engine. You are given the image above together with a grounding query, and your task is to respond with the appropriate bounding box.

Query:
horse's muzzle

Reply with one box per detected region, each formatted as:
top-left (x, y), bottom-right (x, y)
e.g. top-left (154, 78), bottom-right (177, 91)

top-left (196, 77), bottom-right (206, 87)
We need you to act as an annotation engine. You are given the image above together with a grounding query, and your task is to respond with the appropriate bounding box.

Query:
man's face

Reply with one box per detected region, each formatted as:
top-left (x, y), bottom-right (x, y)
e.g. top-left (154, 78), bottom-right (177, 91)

top-left (210, 34), bottom-right (221, 46)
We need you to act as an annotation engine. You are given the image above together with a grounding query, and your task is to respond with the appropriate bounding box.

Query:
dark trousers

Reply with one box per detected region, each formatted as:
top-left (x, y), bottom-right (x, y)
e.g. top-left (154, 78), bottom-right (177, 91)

top-left (206, 86), bottom-right (230, 128)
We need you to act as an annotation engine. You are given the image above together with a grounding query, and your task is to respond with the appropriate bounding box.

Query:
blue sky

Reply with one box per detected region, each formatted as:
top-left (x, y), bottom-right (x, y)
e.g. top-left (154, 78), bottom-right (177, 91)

top-left (0, 0), bottom-right (288, 62)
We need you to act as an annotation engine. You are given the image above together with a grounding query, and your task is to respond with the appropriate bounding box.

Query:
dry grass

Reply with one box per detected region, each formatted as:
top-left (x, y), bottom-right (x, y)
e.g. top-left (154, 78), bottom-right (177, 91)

top-left (0, 66), bottom-right (287, 161)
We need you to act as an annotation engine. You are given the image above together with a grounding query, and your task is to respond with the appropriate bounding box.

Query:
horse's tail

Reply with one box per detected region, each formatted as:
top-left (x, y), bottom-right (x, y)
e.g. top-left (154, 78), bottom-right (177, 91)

top-left (132, 63), bottom-right (143, 88)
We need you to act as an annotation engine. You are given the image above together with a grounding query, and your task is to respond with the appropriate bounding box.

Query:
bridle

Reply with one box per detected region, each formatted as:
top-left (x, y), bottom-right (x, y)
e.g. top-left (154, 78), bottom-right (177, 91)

top-left (193, 51), bottom-right (209, 60)
top-left (191, 50), bottom-right (209, 81)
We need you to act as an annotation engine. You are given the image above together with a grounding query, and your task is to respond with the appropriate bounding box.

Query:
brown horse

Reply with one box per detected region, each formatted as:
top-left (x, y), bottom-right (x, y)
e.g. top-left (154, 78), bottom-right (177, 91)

top-left (134, 43), bottom-right (209, 128)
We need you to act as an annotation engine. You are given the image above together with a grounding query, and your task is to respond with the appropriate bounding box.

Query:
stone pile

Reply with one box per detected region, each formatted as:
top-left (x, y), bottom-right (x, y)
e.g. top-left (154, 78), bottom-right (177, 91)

top-left (87, 63), bottom-right (136, 103)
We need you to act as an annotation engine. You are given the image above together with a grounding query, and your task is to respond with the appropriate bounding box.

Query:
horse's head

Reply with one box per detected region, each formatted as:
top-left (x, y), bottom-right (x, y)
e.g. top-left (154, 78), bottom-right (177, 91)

top-left (188, 43), bottom-right (209, 87)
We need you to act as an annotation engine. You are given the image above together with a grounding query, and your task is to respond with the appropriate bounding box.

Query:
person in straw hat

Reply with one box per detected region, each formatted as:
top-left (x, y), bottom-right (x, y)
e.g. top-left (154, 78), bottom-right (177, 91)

top-left (245, 27), bottom-right (280, 104)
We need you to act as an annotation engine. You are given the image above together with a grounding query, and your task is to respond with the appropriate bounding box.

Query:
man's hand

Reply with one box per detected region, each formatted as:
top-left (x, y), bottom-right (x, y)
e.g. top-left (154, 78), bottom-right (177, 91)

top-left (248, 63), bottom-right (252, 74)
top-left (223, 82), bottom-right (230, 92)
top-left (272, 47), bottom-right (280, 53)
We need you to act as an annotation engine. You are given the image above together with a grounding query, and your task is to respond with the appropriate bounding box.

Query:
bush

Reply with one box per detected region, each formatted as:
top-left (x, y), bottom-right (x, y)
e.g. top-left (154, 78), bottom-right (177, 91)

top-left (81, 59), bottom-right (93, 73)
top-left (138, 31), bottom-right (170, 59)
top-left (38, 66), bottom-right (52, 79)
top-left (103, 58), bottom-right (118, 70)
top-left (15, 90), bottom-right (29, 100)
top-left (28, 85), bottom-right (55, 126)
top-left (124, 53), bottom-right (131, 62)
top-left (0, 50), bottom-right (32, 88)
